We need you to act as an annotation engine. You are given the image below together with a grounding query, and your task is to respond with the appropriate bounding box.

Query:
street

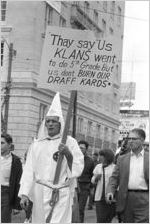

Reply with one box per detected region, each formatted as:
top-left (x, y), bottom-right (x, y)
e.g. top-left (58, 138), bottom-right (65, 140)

top-left (12, 204), bottom-right (118, 223)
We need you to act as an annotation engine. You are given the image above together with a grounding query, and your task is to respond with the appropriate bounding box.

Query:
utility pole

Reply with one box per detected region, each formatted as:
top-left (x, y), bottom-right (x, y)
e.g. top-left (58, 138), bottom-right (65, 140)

top-left (72, 91), bottom-right (77, 138)
top-left (3, 43), bottom-right (13, 133)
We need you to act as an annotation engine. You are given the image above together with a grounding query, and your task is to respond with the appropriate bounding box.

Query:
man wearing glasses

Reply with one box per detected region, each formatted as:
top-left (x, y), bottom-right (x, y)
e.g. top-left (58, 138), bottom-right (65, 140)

top-left (106, 128), bottom-right (149, 223)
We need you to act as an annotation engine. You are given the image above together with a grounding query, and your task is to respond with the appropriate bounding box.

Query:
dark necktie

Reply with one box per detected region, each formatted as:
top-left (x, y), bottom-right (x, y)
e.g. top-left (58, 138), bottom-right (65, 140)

top-left (101, 165), bottom-right (106, 201)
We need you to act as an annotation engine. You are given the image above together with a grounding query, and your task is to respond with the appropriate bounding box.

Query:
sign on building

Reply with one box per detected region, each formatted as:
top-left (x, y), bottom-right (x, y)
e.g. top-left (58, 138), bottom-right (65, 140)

top-left (119, 110), bottom-right (149, 142)
top-left (39, 26), bottom-right (121, 93)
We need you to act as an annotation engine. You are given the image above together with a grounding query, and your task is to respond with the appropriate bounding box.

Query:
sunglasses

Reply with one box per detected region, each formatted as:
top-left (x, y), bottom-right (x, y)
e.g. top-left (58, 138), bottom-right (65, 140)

top-left (126, 137), bottom-right (141, 141)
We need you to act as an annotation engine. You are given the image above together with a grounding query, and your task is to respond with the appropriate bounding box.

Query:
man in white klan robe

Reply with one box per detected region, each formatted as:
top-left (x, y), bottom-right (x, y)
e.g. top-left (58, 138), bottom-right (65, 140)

top-left (18, 92), bottom-right (84, 223)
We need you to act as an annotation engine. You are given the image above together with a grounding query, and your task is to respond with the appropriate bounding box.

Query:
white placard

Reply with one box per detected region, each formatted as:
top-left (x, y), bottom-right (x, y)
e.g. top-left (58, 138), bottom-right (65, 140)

top-left (39, 26), bottom-right (121, 93)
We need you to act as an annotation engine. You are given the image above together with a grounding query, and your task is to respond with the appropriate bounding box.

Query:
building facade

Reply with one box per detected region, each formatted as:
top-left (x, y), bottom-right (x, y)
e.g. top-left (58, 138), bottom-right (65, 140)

top-left (1, 1), bottom-right (125, 157)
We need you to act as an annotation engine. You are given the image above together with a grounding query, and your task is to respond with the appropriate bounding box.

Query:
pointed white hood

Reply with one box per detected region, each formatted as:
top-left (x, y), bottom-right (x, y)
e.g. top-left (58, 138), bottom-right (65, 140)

top-left (37, 92), bottom-right (64, 140)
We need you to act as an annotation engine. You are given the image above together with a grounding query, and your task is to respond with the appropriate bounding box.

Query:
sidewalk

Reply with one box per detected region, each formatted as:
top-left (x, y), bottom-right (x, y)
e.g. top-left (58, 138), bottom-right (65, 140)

top-left (11, 206), bottom-right (118, 223)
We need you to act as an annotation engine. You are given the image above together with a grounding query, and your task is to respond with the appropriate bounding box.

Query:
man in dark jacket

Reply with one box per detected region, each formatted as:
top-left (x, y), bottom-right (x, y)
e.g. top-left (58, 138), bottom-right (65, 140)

top-left (106, 128), bottom-right (149, 223)
top-left (1, 133), bottom-right (22, 223)
top-left (78, 140), bottom-right (94, 222)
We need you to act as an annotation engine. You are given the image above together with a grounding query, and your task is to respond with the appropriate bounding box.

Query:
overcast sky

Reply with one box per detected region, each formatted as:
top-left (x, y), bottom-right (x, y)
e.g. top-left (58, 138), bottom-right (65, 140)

top-left (121, 1), bottom-right (149, 110)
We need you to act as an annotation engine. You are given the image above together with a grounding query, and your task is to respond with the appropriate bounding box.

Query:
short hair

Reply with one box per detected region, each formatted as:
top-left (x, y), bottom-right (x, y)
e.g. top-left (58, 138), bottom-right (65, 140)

top-left (118, 140), bottom-right (122, 147)
top-left (93, 152), bottom-right (99, 156)
top-left (131, 128), bottom-right (146, 141)
top-left (78, 140), bottom-right (89, 149)
top-left (1, 133), bottom-right (13, 144)
top-left (99, 149), bottom-right (114, 165)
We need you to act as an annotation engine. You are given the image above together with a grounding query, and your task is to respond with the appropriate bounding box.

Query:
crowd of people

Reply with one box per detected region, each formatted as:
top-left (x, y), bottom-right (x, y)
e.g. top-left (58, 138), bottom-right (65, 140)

top-left (1, 92), bottom-right (149, 223)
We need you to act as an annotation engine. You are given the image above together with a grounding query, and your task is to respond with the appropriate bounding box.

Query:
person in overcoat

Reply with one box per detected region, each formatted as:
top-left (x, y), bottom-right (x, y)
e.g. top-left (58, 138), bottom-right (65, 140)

top-left (1, 133), bottom-right (22, 223)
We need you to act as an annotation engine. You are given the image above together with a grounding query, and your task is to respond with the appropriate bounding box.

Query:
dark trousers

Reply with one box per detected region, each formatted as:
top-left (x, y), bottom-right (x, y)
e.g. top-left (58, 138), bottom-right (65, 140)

top-left (72, 189), bottom-right (80, 223)
top-left (78, 183), bottom-right (90, 223)
top-left (88, 187), bottom-right (95, 208)
top-left (121, 191), bottom-right (149, 223)
top-left (1, 186), bottom-right (12, 223)
top-left (96, 200), bottom-right (116, 223)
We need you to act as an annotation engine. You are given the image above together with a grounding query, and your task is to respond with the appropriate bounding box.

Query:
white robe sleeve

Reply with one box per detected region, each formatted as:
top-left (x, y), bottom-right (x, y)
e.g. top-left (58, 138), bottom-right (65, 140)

top-left (18, 143), bottom-right (35, 198)
top-left (66, 136), bottom-right (84, 179)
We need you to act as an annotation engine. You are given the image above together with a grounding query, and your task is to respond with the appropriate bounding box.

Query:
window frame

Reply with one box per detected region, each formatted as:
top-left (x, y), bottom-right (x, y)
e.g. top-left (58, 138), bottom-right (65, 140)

top-left (59, 16), bottom-right (66, 27)
top-left (1, 1), bottom-right (7, 21)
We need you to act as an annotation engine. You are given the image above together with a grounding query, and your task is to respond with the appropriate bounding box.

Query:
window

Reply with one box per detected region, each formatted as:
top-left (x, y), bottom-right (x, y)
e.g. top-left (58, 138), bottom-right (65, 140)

top-left (39, 103), bottom-right (47, 122)
top-left (93, 10), bottom-right (98, 24)
top-left (103, 2), bottom-right (107, 12)
top-left (110, 1), bottom-right (115, 20)
top-left (102, 19), bottom-right (106, 36)
top-left (59, 16), bottom-right (66, 27)
top-left (111, 130), bottom-right (115, 142)
top-left (109, 27), bottom-right (114, 35)
top-left (1, 1), bottom-right (7, 21)
top-left (87, 121), bottom-right (92, 135)
top-left (1, 42), bottom-right (4, 66)
top-left (96, 124), bottom-right (101, 138)
top-left (45, 4), bottom-right (53, 29)
top-left (84, 1), bottom-right (90, 15)
top-left (37, 103), bottom-right (47, 134)
top-left (47, 6), bottom-right (53, 25)
top-left (117, 6), bottom-right (122, 26)
top-left (73, 1), bottom-right (79, 6)
top-left (78, 117), bottom-right (83, 133)
top-left (104, 127), bottom-right (108, 141)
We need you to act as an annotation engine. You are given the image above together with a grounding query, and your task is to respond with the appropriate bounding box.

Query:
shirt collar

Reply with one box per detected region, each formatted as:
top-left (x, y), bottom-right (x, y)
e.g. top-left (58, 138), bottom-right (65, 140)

top-left (40, 134), bottom-right (61, 141)
top-left (131, 148), bottom-right (144, 157)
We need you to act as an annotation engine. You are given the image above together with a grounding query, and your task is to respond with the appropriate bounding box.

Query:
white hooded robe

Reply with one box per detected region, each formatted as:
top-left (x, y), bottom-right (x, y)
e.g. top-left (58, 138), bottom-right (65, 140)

top-left (18, 93), bottom-right (84, 223)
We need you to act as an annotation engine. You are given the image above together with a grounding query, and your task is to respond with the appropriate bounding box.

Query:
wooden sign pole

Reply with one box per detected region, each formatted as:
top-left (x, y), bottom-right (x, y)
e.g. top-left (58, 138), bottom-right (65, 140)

top-left (72, 90), bottom-right (77, 138)
top-left (46, 90), bottom-right (77, 222)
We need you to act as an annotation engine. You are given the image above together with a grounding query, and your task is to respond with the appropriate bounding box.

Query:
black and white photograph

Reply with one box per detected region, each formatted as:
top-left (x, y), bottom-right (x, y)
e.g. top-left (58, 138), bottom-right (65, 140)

top-left (1, 1), bottom-right (149, 223)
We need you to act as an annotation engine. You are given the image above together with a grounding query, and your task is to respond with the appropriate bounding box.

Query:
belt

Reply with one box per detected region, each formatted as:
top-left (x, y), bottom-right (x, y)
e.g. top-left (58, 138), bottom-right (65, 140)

top-left (128, 189), bottom-right (149, 192)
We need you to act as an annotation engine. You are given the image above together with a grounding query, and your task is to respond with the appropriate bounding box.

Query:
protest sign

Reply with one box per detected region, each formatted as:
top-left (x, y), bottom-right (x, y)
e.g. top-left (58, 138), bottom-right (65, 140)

top-left (39, 26), bottom-right (121, 93)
